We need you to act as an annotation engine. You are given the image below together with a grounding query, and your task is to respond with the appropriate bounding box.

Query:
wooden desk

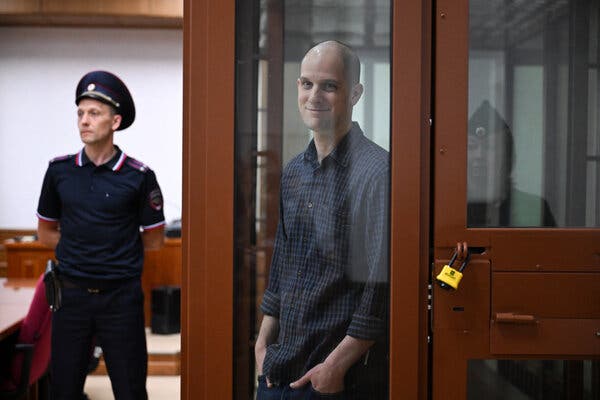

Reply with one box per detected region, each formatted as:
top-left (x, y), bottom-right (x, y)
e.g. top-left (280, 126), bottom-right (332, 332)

top-left (0, 278), bottom-right (37, 341)
top-left (4, 239), bottom-right (182, 326)
top-left (4, 241), bottom-right (53, 279)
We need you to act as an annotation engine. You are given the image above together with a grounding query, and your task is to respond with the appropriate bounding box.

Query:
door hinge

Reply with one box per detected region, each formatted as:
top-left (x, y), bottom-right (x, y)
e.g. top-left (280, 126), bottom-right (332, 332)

top-left (427, 283), bottom-right (433, 310)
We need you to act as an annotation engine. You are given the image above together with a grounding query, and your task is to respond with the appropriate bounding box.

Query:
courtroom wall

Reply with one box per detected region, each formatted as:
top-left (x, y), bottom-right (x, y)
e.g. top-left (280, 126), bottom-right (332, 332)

top-left (0, 26), bottom-right (183, 229)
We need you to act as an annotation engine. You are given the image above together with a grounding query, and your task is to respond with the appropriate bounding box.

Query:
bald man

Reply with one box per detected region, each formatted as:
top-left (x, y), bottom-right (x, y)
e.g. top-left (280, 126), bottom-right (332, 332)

top-left (255, 41), bottom-right (389, 400)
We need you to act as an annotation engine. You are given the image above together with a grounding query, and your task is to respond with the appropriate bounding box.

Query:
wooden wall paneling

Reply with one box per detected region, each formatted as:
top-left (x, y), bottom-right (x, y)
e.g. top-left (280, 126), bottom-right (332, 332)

top-left (0, 0), bottom-right (39, 13)
top-left (0, 0), bottom-right (182, 27)
top-left (41, 0), bottom-right (149, 15)
top-left (39, 0), bottom-right (182, 17)
top-left (149, 0), bottom-right (182, 17)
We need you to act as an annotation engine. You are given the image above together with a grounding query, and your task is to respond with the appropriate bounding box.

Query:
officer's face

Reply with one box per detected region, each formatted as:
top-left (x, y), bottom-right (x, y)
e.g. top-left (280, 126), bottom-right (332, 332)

top-left (297, 46), bottom-right (362, 138)
top-left (77, 98), bottom-right (122, 145)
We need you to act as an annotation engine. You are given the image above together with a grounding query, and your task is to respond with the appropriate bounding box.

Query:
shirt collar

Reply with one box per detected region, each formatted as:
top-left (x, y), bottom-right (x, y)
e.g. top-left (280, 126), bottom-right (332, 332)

top-left (75, 146), bottom-right (127, 171)
top-left (303, 122), bottom-right (363, 168)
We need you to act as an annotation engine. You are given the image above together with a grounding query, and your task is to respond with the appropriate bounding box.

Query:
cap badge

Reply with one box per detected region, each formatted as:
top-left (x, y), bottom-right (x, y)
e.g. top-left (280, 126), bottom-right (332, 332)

top-left (87, 83), bottom-right (96, 91)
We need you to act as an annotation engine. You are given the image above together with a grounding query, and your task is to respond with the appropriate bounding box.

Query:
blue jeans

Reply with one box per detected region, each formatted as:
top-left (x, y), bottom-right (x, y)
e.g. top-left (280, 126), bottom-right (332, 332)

top-left (50, 279), bottom-right (147, 400)
top-left (256, 375), bottom-right (345, 400)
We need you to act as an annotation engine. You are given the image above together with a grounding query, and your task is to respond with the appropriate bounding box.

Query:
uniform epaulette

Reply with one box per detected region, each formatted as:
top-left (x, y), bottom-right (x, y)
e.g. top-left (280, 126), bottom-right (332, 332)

top-left (125, 157), bottom-right (149, 172)
top-left (49, 154), bottom-right (74, 164)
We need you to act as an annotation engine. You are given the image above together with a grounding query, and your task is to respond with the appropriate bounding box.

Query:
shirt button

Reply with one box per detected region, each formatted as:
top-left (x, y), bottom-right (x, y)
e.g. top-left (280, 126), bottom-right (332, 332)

top-left (307, 201), bottom-right (313, 209)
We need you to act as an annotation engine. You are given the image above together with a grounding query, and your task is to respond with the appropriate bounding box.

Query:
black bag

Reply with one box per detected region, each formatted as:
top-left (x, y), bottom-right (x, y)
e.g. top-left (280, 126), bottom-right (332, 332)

top-left (151, 286), bottom-right (181, 334)
top-left (43, 259), bottom-right (62, 312)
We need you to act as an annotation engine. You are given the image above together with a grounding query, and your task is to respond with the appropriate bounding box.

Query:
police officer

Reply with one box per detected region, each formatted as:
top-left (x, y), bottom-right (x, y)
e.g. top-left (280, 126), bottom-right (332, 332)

top-left (36, 70), bottom-right (166, 400)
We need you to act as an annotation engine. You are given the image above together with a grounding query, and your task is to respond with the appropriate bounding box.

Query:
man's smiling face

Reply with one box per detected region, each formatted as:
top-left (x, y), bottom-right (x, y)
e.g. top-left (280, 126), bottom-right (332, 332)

top-left (297, 45), bottom-right (357, 138)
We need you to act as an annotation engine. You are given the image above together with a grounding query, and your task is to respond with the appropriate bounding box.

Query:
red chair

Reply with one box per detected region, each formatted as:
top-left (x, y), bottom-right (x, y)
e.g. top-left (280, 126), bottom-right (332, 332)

top-left (0, 274), bottom-right (52, 399)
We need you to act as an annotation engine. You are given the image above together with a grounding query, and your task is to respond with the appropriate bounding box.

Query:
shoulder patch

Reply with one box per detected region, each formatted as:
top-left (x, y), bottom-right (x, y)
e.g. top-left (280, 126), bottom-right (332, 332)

top-left (49, 154), bottom-right (74, 164)
top-left (149, 188), bottom-right (163, 211)
top-left (126, 157), bottom-right (149, 172)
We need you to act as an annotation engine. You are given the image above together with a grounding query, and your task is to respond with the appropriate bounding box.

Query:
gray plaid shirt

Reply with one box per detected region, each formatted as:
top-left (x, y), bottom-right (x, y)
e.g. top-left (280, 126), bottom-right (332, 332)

top-left (261, 123), bottom-right (389, 385)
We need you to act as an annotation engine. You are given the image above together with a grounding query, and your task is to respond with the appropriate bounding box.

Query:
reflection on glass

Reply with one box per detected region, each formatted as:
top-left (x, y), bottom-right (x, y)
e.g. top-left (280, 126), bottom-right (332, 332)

top-left (468, 360), bottom-right (599, 400)
top-left (234, 0), bottom-right (391, 399)
top-left (468, 0), bottom-right (600, 227)
top-left (467, 101), bottom-right (556, 227)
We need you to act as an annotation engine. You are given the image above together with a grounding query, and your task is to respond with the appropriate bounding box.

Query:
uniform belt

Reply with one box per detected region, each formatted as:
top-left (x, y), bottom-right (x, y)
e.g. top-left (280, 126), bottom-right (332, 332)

top-left (60, 277), bottom-right (103, 294)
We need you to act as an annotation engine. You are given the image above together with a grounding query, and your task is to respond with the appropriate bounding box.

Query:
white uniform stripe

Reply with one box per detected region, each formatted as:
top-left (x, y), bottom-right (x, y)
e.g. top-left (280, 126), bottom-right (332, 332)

top-left (76, 149), bottom-right (84, 166)
top-left (37, 212), bottom-right (59, 222)
top-left (142, 220), bottom-right (166, 231)
top-left (113, 152), bottom-right (127, 171)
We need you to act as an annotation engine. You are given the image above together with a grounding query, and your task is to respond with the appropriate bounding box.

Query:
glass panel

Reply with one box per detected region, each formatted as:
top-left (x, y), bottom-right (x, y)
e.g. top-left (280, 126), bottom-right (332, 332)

top-left (234, 0), bottom-right (391, 398)
top-left (467, 0), bottom-right (600, 227)
top-left (468, 360), bottom-right (600, 400)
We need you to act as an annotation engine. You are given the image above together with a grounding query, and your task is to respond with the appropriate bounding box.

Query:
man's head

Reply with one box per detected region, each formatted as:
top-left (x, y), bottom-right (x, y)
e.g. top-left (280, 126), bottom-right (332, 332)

top-left (75, 70), bottom-right (135, 131)
top-left (297, 40), bottom-right (363, 138)
top-left (77, 98), bottom-right (122, 146)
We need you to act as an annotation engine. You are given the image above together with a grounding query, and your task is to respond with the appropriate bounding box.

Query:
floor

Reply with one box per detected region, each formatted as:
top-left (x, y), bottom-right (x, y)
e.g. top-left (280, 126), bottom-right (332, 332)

top-left (84, 376), bottom-right (180, 400)
top-left (83, 329), bottom-right (181, 399)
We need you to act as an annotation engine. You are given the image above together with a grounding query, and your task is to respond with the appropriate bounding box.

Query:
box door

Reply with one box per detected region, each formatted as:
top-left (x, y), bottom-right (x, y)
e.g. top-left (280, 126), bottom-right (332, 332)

top-left (183, 0), bottom-right (433, 398)
top-left (433, 0), bottom-right (600, 399)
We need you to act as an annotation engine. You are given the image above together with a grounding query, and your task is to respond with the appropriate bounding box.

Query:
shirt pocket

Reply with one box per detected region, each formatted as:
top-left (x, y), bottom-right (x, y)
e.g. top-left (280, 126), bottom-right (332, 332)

top-left (314, 200), bottom-right (352, 268)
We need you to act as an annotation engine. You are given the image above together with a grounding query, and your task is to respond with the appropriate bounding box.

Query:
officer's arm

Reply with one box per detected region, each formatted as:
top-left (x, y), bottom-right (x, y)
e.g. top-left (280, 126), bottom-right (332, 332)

top-left (142, 226), bottom-right (165, 250)
top-left (37, 219), bottom-right (60, 250)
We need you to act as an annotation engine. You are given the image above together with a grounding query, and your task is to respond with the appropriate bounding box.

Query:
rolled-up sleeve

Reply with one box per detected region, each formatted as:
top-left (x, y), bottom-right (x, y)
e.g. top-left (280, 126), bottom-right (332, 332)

top-left (260, 196), bottom-right (286, 318)
top-left (347, 172), bottom-right (389, 340)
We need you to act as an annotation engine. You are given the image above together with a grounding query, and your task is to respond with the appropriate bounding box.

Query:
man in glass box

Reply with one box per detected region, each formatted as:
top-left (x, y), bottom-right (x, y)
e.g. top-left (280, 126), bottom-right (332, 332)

top-left (255, 41), bottom-right (390, 400)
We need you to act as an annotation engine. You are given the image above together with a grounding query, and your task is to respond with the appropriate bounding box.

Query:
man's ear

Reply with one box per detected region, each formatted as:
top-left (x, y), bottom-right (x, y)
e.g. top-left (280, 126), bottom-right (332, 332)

top-left (351, 83), bottom-right (364, 106)
top-left (112, 114), bottom-right (122, 131)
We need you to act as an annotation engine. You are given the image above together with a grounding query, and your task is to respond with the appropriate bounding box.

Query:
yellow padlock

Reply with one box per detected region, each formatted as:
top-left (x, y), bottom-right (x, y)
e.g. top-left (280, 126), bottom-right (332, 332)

top-left (436, 264), bottom-right (463, 290)
top-left (436, 250), bottom-right (470, 291)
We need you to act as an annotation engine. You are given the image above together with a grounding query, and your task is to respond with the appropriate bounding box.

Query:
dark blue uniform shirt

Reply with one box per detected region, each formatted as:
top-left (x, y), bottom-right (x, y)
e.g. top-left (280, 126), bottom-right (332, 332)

top-left (261, 123), bottom-right (390, 385)
top-left (37, 146), bottom-right (165, 286)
